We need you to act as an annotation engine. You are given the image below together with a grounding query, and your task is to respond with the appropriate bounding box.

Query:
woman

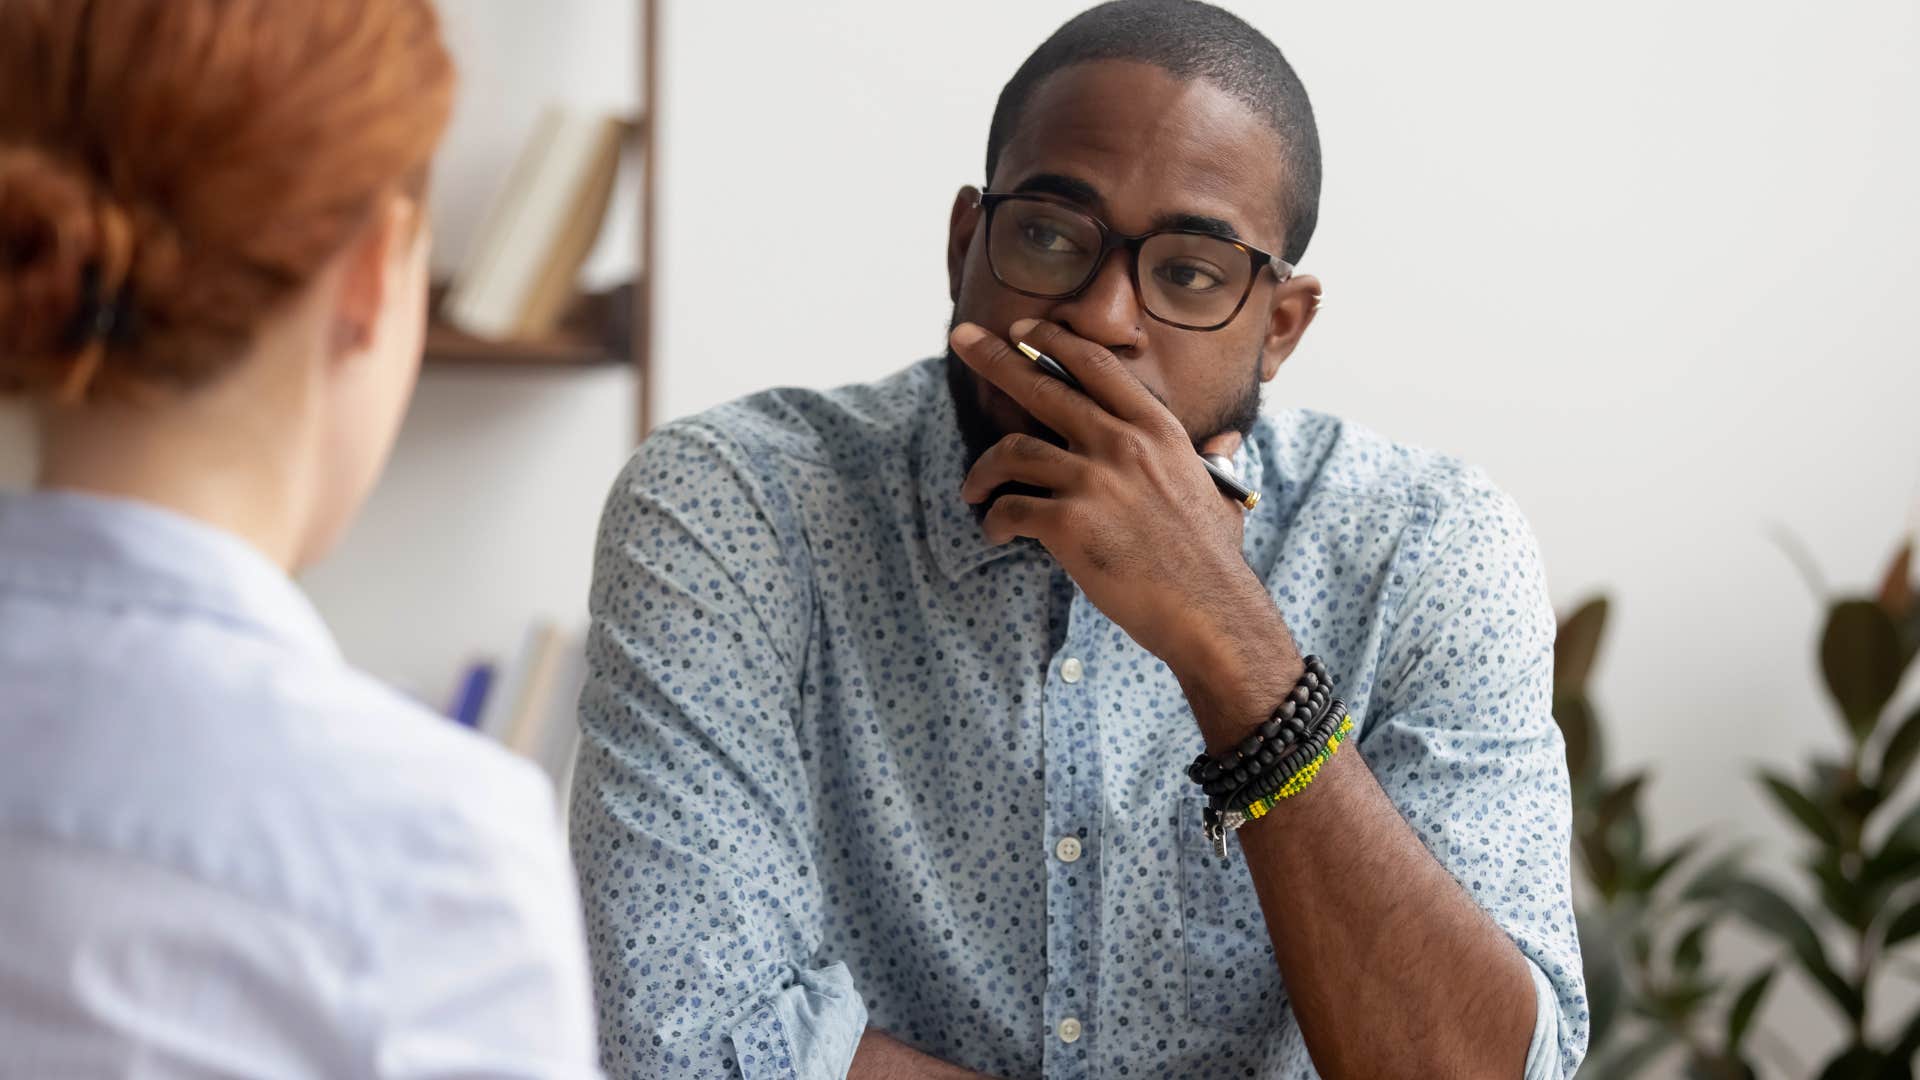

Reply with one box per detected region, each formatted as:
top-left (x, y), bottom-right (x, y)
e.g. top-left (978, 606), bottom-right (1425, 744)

top-left (0, 2), bottom-right (599, 1076)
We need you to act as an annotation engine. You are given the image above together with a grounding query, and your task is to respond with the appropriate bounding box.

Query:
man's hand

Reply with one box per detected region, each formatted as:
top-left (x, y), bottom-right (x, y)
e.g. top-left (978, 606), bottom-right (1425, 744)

top-left (949, 318), bottom-right (1286, 688)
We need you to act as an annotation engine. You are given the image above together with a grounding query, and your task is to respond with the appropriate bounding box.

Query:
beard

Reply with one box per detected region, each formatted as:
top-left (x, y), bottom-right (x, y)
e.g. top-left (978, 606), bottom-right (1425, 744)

top-left (941, 308), bottom-right (1264, 487)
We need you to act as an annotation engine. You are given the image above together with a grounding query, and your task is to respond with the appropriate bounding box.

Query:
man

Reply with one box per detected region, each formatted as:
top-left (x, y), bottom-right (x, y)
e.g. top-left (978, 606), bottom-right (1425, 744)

top-left (571, 2), bottom-right (1586, 1077)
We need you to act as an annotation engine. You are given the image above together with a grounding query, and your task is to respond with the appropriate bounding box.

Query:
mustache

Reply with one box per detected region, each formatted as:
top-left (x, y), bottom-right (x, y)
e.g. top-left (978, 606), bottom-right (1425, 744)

top-left (943, 302), bottom-right (1262, 457)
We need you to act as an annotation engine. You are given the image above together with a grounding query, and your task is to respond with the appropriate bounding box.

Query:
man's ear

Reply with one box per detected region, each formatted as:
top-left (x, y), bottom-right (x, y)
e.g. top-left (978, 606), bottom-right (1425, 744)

top-left (1257, 273), bottom-right (1322, 382)
top-left (330, 196), bottom-right (414, 362)
top-left (948, 185), bottom-right (983, 303)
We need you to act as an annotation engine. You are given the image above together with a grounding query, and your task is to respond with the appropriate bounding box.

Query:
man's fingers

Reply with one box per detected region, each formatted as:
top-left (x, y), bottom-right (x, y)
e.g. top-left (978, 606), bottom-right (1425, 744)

top-left (1197, 430), bottom-right (1244, 460)
top-left (1009, 318), bottom-right (1168, 429)
top-left (979, 493), bottom-right (1058, 546)
top-left (962, 434), bottom-right (1084, 504)
top-left (950, 322), bottom-right (1111, 446)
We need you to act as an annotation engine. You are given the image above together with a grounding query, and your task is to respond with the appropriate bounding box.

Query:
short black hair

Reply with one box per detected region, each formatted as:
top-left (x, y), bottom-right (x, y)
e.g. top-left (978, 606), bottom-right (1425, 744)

top-left (985, 0), bottom-right (1321, 263)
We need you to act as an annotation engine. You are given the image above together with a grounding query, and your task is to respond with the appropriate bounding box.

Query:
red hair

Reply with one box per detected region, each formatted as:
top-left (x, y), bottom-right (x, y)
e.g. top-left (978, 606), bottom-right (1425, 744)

top-left (0, 0), bottom-right (455, 403)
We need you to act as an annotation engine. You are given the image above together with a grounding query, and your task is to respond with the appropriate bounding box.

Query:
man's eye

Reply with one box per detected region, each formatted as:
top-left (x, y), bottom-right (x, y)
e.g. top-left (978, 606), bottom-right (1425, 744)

top-left (1158, 261), bottom-right (1226, 291)
top-left (1021, 223), bottom-right (1081, 253)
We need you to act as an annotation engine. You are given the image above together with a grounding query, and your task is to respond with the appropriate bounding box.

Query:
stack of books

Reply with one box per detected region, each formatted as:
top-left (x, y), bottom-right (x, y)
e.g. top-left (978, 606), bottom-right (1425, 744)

top-left (442, 106), bottom-right (633, 344)
top-left (444, 621), bottom-right (586, 791)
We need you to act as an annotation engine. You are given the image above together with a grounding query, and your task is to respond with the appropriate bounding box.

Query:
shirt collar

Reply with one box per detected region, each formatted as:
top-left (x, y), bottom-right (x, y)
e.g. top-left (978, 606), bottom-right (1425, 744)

top-left (0, 489), bottom-right (340, 662)
top-left (914, 365), bottom-right (1035, 582)
top-left (912, 359), bottom-right (1278, 582)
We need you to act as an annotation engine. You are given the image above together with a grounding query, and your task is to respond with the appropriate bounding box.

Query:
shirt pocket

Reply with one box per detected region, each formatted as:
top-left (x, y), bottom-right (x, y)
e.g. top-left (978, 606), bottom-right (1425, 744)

top-left (1176, 793), bottom-right (1288, 1033)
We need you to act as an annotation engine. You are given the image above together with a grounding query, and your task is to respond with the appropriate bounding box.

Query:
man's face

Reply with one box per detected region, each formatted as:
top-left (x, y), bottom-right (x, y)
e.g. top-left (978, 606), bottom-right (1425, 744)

top-left (945, 59), bottom-right (1317, 460)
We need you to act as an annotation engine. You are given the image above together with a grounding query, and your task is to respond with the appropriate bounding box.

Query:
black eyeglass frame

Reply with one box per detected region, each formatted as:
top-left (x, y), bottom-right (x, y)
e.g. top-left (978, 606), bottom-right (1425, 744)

top-left (977, 191), bottom-right (1295, 332)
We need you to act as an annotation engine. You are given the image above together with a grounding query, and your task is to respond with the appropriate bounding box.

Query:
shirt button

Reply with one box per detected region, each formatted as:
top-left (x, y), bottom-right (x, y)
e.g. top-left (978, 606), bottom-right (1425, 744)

top-left (1060, 657), bottom-right (1084, 683)
top-left (1055, 835), bottom-right (1082, 863)
top-left (1057, 1017), bottom-right (1083, 1043)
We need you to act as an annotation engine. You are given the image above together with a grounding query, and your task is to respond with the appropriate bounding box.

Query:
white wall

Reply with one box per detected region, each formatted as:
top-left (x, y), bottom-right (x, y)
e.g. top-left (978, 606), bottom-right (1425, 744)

top-left (653, 0), bottom-right (1920, 1072)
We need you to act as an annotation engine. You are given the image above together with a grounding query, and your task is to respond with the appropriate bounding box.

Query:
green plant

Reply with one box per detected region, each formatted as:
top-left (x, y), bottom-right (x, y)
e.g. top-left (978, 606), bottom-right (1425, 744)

top-left (1731, 540), bottom-right (1920, 1080)
top-left (1555, 597), bottom-right (1772, 1079)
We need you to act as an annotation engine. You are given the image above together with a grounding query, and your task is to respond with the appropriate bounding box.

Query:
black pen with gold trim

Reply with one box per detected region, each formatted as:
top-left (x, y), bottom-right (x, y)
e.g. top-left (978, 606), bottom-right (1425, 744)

top-left (1015, 339), bottom-right (1260, 510)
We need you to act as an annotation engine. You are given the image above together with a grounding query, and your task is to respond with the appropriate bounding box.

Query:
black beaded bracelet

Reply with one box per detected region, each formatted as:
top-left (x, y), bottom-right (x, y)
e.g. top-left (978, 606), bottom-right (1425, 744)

top-left (1185, 656), bottom-right (1339, 801)
top-left (1192, 697), bottom-right (1338, 800)
top-left (1221, 700), bottom-right (1346, 812)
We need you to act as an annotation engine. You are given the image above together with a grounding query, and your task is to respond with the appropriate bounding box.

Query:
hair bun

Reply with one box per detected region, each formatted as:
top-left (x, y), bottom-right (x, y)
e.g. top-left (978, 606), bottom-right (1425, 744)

top-left (0, 146), bottom-right (134, 400)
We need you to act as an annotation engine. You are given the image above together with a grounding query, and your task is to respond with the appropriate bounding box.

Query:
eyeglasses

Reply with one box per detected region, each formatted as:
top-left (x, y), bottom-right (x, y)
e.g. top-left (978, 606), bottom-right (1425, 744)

top-left (978, 192), bottom-right (1294, 332)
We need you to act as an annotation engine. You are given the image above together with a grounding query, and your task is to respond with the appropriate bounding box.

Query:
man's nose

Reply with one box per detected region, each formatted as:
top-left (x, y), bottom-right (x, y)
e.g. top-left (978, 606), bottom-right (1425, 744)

top-left (1050, 248), bottom-right (1144, 353)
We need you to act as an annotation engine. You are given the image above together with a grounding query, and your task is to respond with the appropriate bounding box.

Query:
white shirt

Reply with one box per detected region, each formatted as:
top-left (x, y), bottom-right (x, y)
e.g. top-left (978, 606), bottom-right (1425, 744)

top-left (0, 491), bottom-right (601, 1079)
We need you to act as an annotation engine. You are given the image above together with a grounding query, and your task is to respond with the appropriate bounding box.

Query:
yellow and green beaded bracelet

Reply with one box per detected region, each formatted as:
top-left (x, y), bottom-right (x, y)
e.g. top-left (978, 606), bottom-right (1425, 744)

top-left (1241, 713), bottom-right (1354, 822)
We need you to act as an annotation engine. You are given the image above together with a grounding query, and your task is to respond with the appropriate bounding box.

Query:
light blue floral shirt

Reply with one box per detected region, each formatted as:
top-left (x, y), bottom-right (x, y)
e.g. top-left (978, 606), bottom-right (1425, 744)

top-left (571, 358), bottom-right (1586, 1079)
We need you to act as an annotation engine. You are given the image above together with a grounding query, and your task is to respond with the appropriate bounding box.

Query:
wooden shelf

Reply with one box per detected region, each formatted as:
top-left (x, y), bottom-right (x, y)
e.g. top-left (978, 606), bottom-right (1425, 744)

top-left (421, 279), bottom-right (634, 371)
top-left (423, 320), bottom-right (617, 369)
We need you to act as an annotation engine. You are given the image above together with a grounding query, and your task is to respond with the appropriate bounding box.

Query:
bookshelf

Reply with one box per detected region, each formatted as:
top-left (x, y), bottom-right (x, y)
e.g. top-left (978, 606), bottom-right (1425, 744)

top-left (422, 0), bottom-right (658, 438)
top-left (421, 280), bottom-right (636, 369)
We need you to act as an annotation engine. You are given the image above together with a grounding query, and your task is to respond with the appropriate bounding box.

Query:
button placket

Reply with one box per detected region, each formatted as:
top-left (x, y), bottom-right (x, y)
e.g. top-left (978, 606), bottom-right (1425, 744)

top-left (1041, 584), bottom-right (1105, 1078)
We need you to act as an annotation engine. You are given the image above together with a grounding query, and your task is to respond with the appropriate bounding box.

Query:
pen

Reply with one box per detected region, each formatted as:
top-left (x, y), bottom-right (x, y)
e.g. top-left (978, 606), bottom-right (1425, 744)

top-left (1014, 340), bottom-right (1261, 510)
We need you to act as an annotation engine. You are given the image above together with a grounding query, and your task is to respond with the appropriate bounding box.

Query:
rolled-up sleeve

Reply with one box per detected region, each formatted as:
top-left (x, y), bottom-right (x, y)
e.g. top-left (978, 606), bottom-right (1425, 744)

top-left (570, 421), bottom-right (868, 1080)
top-left (1364, 476), bottom-right (1589, 1078)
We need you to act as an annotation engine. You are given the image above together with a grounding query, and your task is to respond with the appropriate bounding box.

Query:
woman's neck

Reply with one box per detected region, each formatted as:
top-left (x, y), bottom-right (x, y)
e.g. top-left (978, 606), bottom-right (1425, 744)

top-left (35, 380), bottom-right (317, 572)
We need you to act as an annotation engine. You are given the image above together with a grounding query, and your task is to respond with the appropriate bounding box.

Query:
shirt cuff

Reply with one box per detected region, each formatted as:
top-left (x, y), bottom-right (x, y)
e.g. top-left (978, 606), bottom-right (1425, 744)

top-left (728, 962), bottom-right (868, 1080)
top-left (1521, 955), bottom-right (1564, 1080)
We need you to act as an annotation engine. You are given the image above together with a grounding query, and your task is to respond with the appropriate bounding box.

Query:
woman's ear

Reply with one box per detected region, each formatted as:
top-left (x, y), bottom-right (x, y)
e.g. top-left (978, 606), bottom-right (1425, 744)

top-left (329, 196), bottom-right (417, 362)
top-left (948, 185), bottom-right (983, 303)
top-left (1257, 273), bottom-right (1322, 381)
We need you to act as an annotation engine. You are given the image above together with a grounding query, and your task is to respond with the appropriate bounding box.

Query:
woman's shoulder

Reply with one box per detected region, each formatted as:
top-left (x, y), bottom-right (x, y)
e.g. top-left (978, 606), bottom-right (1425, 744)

top-left (1, 637), bottom-right (566, 941)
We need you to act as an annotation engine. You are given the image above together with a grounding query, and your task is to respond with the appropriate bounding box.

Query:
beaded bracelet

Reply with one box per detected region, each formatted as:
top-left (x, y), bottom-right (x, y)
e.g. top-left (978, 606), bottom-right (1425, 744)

top-left (1186, 656), bottom-right (1338, 798)
top-left (1194, 692), bottom-right (1339, 803)
top-left (1201, 710), bottom-right (1352, 856)
top-left (1186, 656), bottom-right (1350, 857)
top-left (1210, 694), bottom-right (1343, 805)
top-left (1237, 713), bottom-right (1354, 819)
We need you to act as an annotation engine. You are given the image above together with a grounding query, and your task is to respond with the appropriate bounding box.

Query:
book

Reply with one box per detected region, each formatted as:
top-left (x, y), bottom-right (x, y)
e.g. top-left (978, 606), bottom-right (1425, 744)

top-left (473, 620), bottom-right (589, 795)
top-left (477, 622), bottom-right (545, 744)
top-left (446, 661), bottom-right (494, 729)
top-left (504, 622), bottom-right (566, 757)
top-left (443, 107), bottom-right (630, 342)
top-left (529, 629), bottom-right (588, 789)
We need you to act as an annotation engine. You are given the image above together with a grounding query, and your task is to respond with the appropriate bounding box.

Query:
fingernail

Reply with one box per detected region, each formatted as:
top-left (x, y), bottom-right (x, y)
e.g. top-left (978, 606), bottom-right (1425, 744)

top-left (1009, 317), bottom-right (1040, 341)
top-left (951, 323), bottom-right (985, 347)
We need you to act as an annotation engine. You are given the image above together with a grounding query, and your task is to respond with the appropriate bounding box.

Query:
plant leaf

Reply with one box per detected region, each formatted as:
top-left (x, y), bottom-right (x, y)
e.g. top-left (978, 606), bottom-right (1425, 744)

top-left (1577, 908), bottom-right (1622, 1050)
top-left (1726, 966), bottom-right (1775, 1051)
top-left (1582, 1028), bottom-right (1675, 1080)
top-left (1809, 851), bottom-right (1874, 932)
top-left (1672, 917), bottom-right (1712, 974)
top-left (1760, 769), bottom-right (1843, 847)
top-left (1720, 877), bottom-right (1863, 1022)
top-left (1896, 997), bottom-right (1920, 1061)
top-left (1680, 847), bottom-right (1750, 903)
top-left (1640, 837), bottom-right (1703, 896)
top-left (1821, 600), bottom-right (1905, 739)
top-left (1554, 597), bottom-right (1609, 699)
top-left (1555, 694), bottom-right (1602, 798)
top-left (1597, 772), bottom-right (1647, 837)
top-left (1684, 1053), bottom-right (1759, 1080)
top-left (1864, 841), bottom-right (1920, 902)
top-left (1815, 1044), bottom-right (1892, 1080)
top-left (1884, 896), bottom-right (1920, 949)
top-left (1644, 978), bottom-right (1719, 1022)
top-left (1880, 703), bottom-right (1920, 795)
top-left (1879, 540), bottom-right (1913, 620)
top-left (1881, 800), bottom-right (1920, 858)
top-left (1582, 834), bottom-right (1621, 901)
